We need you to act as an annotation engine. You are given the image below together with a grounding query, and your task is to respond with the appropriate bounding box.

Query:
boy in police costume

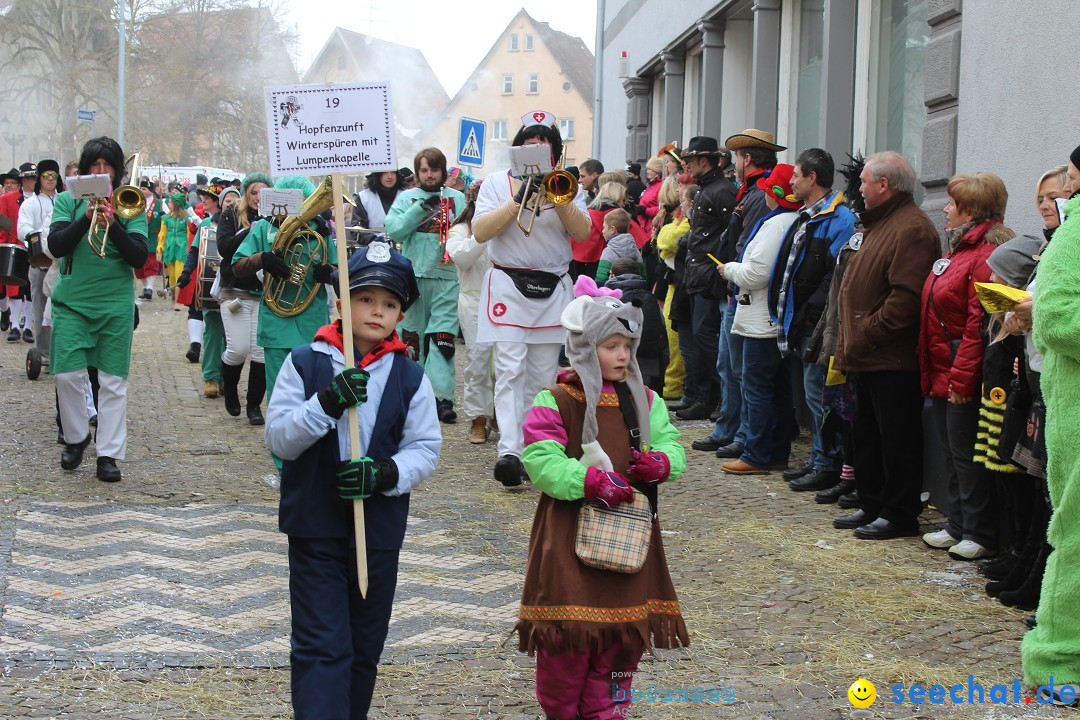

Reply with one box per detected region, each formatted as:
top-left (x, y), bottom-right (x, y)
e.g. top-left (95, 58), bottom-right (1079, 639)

top-left (47, 137), bottom-right (149, 482)
top-left (384, 147), bottom-right (466, 424)
top-left (265, 240), bottom-right (441, 720)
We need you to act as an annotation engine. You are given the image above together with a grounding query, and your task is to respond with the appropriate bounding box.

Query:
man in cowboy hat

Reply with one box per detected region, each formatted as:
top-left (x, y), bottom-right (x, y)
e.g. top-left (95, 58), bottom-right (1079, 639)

top-left (0, 168), bottom-right (19, 195)
top-left (677, 136), bottom-right (735, 422)
top-left (691, 129), bottom-right (784, 456)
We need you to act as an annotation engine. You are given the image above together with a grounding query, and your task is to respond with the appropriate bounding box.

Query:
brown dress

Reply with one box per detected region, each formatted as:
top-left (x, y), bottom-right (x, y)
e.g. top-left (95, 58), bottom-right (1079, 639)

top-left (516, 383), bottom-right (690, 656)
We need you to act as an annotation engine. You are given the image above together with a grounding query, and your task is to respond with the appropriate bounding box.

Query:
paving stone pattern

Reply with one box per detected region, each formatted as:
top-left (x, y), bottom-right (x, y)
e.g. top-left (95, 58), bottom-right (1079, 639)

top-left (0, 298), bottom-right (1070, 718)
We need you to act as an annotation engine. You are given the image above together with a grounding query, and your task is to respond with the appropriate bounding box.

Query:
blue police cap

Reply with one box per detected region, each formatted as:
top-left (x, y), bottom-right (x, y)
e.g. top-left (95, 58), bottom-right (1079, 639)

top-left (333, 238), bottom-right (419, 311)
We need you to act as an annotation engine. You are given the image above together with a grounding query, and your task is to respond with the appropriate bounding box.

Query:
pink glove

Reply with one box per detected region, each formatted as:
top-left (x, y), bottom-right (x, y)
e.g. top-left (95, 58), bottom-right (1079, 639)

top-left (629, 449), bottom-right (671, 485)
top-left (584, 467), bottom-right (635, 509)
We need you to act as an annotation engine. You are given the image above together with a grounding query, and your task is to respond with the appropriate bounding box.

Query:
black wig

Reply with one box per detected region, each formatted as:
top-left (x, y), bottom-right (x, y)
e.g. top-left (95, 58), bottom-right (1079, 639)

top-left (77, 137), bottom-right (126, 185)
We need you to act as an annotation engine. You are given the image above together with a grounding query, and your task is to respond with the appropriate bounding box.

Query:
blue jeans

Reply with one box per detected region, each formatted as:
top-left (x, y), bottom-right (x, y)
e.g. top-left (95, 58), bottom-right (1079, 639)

top-left (710, 302), bottom-right (745, 443)
top-left (739, 336), bottom-right (793, 468)
top-left (800, 338), bottom-right (843, 471)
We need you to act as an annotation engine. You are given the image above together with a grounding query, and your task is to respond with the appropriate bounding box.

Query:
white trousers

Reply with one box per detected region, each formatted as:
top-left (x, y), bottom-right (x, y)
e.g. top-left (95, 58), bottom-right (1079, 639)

top-left (493, 341), bottom-right (560, 457)
top-left (458, 293), bottom-right (494, 420)
top-left (57, 369), bottom-right (128, 460)
top-left (29, 266), bottom-right (46, 338)
top-left (220, 294), bottom-right (264, 364)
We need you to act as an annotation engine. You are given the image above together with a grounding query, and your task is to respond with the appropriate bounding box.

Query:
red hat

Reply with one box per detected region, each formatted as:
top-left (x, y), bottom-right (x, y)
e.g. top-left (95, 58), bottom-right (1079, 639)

top-left (757, 163), bottom-right (801, 209)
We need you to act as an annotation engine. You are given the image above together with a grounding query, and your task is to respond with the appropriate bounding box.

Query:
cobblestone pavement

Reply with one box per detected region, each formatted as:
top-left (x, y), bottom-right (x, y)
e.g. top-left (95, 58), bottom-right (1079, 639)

top-left (0, 298), bottom-right (1071, 719)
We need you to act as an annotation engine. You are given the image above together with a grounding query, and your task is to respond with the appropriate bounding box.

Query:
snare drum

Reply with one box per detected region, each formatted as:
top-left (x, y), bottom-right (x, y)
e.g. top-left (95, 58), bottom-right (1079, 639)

top-left (0, 243), bottom-right (30, 286)
top-left (196, 224), bottom-right (221, 310)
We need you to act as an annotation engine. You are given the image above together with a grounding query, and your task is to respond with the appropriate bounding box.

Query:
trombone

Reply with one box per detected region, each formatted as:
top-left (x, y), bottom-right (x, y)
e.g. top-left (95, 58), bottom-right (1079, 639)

top-left (516, 151), bottom-right (578, 236)
top-left (88, 153), bottom-right (146, 258)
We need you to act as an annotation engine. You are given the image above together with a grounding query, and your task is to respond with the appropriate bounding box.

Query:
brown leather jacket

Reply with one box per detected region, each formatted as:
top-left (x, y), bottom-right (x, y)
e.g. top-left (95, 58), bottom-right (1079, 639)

top-left (834, 193), bottom-right (939, 373)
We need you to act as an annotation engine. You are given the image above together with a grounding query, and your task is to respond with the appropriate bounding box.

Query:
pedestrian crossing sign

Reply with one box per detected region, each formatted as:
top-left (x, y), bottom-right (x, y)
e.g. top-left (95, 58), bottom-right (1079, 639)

top-left (458, 117), bottom-right (486, 168)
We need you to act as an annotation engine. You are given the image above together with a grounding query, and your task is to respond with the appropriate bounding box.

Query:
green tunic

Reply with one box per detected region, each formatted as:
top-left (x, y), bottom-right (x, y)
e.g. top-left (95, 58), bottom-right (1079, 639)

top-left (49, 191), bottom-right (149, 378)
top-left (384, 187), bottom-right (465, 280)
top-left (233, 218), bottom-right (329, 350)
top-left (160, 214), bottom-right (189, 265)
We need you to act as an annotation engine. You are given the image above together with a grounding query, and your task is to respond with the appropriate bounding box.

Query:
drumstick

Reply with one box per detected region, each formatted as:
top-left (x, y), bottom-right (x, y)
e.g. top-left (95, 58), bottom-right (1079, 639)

top-left (707, 253), bottom-right (724, 267)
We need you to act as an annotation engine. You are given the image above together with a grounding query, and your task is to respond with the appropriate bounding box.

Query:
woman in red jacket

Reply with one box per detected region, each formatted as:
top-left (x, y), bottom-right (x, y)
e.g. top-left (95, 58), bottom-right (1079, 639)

top-left (918, 172), bottom-right (1014, 561)
top-left (576, 182), bottom-right (650, 279)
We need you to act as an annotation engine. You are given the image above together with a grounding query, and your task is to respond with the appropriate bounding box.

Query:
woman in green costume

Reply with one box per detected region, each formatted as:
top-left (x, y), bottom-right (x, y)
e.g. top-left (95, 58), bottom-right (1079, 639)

top-left (47, 137), bottom-right (149, 483)
top-left (1021, 146), bottom-right (1080, 703)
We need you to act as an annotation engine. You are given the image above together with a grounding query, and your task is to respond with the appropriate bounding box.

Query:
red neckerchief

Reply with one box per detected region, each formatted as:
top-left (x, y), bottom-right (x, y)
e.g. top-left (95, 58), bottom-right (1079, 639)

top-left (737, 169), bottom-right (767, 203)
top-left (313, 320), bottom-right (409, 368)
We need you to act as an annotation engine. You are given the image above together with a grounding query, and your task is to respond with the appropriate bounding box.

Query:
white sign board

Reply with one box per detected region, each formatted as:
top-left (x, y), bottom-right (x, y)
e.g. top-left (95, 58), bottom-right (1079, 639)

top-left (259, 188), bottom-right (303, 218)
top-left (508, 145), bottom-right (553, 179)
top-left (265, 83), bottom-right (397, 177)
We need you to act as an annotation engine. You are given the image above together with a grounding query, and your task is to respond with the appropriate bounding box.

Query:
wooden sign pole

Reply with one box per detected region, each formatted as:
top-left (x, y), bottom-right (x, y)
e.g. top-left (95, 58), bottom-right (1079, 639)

top-left (331, 172), bottom-right (368, 598)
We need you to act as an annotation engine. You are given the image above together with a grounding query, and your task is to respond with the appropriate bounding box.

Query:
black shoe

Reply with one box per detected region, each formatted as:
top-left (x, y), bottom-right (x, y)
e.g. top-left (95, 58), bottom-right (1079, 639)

top-left (222, 362), bottom-right (243, 417)
top-left (854, 517), bottom-right (919, 540)
top-left (437, 399), bottom-right (457, 424)
top-left (142, 288), bottom-right (153, 300)
top-left (247, 405), bottom-right (264, 426)
top-left (979, 553), bottom-right (1018, 581)
top-left (1025, 615), bottom-right (1037, 629)
top-left (714, 442), bottom-right (744, 459)
top-left (815, 479), bottom-right (856, 504)
top-left (186, 341), bottom-right (201, 363)
top-left (833, 509), bottom-right (873, 530)
top-left (837, 490), bottom-right (861, 509)
top-left (782, 461), bottom-right (814, 481)
top-left (666, 398), bottom-right (693, 412)
top-left (0, 308), bottom-right (8, 331)
top-left (790, 469), bottom-right (842, 492)
top-left (96, 456), bottom-right (122, 482)
top-left (22, 328), bottom-right (33, 343)
top-left (708, 404), bottom-right (723, 422)
top-left (691, 436), bottom-right (729, 452)
top-left (997, 543), bottom-right (1049, 610)
top-left (675, 401), bottom-right (714, 421)
top-left (61, 433), bottom-right (93, 471)
top-left (6, 328), bottom-right (20, 342)
top-left (494, 454), bottom-right (525, 487)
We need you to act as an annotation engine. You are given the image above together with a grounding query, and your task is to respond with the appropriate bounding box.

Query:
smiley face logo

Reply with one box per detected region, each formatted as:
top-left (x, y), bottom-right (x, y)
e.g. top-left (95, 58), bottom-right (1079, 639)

top-left (848, 678), bottom-right (876, 708)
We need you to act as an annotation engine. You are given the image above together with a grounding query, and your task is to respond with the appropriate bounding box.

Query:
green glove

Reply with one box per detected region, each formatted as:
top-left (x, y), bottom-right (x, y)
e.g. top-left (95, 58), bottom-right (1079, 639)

top-left (317, 367), bottom-right (370, 418)
top-left (336, 456), bottom-right (398, 500)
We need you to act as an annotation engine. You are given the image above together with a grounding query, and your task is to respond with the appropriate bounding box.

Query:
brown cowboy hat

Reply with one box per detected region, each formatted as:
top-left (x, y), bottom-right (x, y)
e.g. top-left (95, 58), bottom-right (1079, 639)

top-left (724, 129), bottom-right (786, 152)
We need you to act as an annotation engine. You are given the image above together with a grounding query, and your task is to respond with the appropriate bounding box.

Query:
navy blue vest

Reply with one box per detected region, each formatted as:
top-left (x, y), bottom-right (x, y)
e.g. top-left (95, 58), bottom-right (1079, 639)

top-left (279, 346), bottom-right (424, 546)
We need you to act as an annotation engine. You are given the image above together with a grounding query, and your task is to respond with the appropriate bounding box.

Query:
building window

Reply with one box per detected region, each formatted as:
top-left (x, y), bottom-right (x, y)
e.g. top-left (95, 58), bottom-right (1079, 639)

top-left (527, 73), bottom-right (539, 94)
top-left (509, 33), bottom-right (519, 51)
top-left (866, 0), bottom-right (928, 182)
top-left (492, 120), bottom-right (507, 141)
top-left (787, 0), bottom-right (825, 153)
top-left (559, 118), bottom-right (575, 140)
top-left (502, 74), bottom-right (513, 94)
top-left (524, 34), bottom-right (534, 51)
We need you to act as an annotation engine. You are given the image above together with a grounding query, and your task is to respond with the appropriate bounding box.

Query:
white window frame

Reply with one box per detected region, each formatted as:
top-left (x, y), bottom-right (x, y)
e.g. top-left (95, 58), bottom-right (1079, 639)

top-left (527, 72), bottom-right (539, 94)
top-left (502, 74), bottom-right (514, 95)
top-left (509, 33), bottom-right (519, 52)
top-left (492, 120), bottom-right (507, 141)
top-left (559, 118), bottom-right (575, 140)
top-left (524, 33), bottom-right (534, 51)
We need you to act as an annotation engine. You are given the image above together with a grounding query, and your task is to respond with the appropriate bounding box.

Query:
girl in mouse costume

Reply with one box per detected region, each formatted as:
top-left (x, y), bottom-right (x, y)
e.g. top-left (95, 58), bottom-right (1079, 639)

top-left (517, 275), bottom-right (689, 720)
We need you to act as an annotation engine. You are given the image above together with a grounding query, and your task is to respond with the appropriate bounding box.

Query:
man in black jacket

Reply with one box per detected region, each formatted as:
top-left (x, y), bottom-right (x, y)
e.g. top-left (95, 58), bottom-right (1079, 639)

top-left (692, 130), bottom-right (785, 453)
top-left (676, 136), bottom-right (735, 421)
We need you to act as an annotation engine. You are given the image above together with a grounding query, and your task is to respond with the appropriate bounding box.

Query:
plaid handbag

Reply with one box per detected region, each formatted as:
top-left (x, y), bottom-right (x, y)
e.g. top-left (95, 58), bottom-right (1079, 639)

top-left (575, 490), bottom-right (653, 573)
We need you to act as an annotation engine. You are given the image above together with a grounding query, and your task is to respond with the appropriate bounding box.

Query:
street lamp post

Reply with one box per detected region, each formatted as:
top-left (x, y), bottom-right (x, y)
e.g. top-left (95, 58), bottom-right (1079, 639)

top-left (0, 115), bottom-right (25, 168)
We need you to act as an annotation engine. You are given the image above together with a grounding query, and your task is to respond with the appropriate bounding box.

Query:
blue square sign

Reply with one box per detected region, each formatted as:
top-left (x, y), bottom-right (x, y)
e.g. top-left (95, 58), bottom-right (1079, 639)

top-left (458, 117), bottom-right (486, 168)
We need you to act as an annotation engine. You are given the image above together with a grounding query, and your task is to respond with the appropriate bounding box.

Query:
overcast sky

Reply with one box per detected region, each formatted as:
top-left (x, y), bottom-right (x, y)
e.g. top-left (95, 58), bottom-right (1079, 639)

top-left (287, 0), bottom-right (598, 97)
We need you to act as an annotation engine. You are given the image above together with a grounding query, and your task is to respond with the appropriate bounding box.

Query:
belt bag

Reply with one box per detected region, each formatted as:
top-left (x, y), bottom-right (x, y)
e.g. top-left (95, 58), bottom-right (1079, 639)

top-left (575, 491), bottom-right (653, 573)
top-left (496, 265), bottom-right (561, 299)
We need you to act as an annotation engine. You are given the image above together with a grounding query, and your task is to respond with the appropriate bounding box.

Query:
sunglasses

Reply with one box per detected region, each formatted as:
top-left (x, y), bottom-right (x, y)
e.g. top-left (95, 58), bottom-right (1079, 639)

top-left (41, 172), bottom-right (59, 180)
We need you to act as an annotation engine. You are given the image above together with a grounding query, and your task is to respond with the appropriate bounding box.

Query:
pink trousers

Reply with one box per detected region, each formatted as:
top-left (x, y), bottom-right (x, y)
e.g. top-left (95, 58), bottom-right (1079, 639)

top-left (535, 642), bottom-right (642, 720)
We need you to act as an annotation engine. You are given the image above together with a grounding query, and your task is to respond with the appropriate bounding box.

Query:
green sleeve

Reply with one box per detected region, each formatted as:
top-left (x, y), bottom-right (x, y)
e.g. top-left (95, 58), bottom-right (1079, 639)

top-left (1033, 212), bottom-right (1080, 361)
top-left (233, 219), bottom-right (270, 261)
top-left (521, 389), bottom-right (588, 501)
top-left (647, 392), bottom-right (686, 482)
top-left (595, 260), bottom-right (611, 285)
top-left (383, 191), bottom-right (425, 244)
top-left (120, 203), bottom-right (148, 240)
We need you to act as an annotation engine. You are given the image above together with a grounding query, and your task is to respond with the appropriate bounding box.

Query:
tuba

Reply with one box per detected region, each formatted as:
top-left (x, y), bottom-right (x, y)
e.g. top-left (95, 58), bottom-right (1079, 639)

top-left (88, 153), bottom-right (146, 258)
top-left (516, 150), bottom-right (578, 236)
top-left (264, 176), bottom-right (354, 317)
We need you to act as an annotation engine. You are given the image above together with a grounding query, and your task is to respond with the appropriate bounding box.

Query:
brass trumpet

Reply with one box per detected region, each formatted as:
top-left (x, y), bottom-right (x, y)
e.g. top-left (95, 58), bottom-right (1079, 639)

top-left (264, 176), bottom-right (355, 317)
top-left (88, 153), bottom-right (146, 258)
top-left (516, 151), bottom-right (578, 236)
